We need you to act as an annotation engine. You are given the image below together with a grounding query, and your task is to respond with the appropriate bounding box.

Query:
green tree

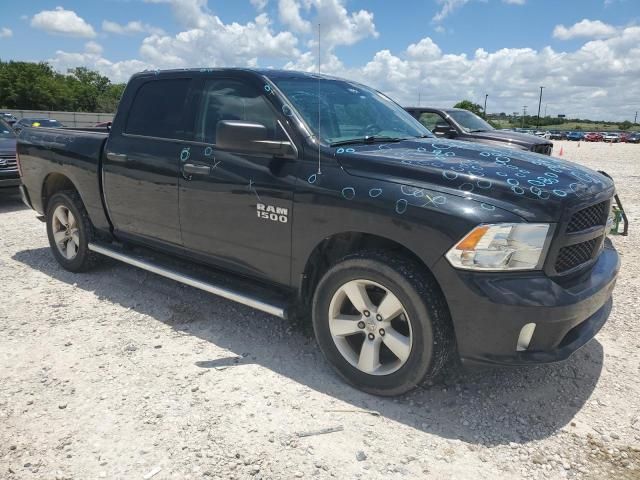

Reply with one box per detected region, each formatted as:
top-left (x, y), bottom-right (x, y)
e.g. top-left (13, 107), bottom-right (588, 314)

top-left (0, 60), bottom-right (126, 112)
top-left (453, 100), bottom-right (484, 117)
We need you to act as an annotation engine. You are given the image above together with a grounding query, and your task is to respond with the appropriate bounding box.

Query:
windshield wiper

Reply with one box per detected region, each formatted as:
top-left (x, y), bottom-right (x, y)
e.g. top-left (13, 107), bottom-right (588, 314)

top-left (330, 136), bottom-right (406, 147)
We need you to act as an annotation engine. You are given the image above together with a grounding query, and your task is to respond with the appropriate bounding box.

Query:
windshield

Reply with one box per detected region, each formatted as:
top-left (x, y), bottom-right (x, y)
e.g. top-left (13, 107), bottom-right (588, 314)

top-left (447, 110), bottom-right (494, 133)
top-left (25, 119), bottom-right (63, 128)
top-left (0, 119), bottom-right (15, 138)
top-left (271, 76), bottom-right (431, 145)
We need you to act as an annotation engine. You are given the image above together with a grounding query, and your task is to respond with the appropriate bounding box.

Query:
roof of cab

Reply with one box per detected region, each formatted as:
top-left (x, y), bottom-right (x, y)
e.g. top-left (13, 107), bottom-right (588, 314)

top-left (131, 67), bottom-right (346, 82)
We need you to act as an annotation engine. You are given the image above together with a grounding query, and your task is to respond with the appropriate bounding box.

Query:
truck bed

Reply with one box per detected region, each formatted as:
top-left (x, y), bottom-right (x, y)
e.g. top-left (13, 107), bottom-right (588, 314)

top-left (17, 126), bottom-right (112, 230)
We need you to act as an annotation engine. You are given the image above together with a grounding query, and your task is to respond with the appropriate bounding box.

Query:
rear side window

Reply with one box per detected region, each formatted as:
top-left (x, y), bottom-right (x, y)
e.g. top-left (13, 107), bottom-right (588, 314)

top-left (197, 79), bottom-right (283, 144)
top-left (126, 78), bottom-right (191, 139)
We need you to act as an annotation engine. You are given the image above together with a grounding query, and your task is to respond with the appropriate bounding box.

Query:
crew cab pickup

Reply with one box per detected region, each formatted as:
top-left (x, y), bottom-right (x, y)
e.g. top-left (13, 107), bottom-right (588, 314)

top-left (406, 107), bottom-right (554, 155)
top-left (17, 69), bottom-right (620, 396)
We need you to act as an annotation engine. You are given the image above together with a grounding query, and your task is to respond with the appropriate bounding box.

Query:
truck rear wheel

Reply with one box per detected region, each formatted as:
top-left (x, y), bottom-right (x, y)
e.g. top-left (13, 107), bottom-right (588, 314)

top-left (312, 251), bottom-right (453, 396)
top-left (46, 191), bottom-right (99, 272)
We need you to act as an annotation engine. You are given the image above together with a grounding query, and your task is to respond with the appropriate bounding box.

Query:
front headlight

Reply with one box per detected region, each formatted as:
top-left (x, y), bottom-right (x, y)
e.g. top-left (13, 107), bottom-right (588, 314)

top-left (445, 223), bottom-right (553, 271)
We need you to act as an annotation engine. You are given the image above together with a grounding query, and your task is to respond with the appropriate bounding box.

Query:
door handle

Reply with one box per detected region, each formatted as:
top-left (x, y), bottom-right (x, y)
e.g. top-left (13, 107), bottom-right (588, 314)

top-left (182, 163), bottom-right (211, 179)
top-left (106, 152), bottom-right (128, 162)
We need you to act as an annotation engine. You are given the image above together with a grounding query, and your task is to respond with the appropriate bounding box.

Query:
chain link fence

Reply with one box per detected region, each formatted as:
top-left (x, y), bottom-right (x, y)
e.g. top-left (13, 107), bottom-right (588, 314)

top-left (2, 109), bottom-right (114, 128)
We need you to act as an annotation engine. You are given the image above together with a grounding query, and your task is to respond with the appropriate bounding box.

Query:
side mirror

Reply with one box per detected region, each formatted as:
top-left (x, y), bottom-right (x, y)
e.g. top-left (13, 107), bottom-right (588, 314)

top-left (216, 120), bottom-right (296, 158)
top-left (432, 124), bottom-right (457, 138)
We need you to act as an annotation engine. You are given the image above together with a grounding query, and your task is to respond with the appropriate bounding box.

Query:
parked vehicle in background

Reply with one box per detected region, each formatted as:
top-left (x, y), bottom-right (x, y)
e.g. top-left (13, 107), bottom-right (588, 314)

top-left (603, 133), bottom-right (620, 143)
top-left (549, 131), bottom-right (566, 140)
top-left (533, 130), bottom-right (551, 139)
top-left (94, 121), bottom-right (112, 128)
top-left (0, 118), bottom-right (19, 188)
top-left (0, 112), bottom-right (18, 126)
top-left (13, 118), bottom-right (64, 135)
top-left (17, 68), bottom-right (621, 396)
top-left (584, 132), bottom-right (603, 142)
top-left (618, 132), bottom-right (630, 143)
top-left (406, 107), bottom-right (553, 155)
top-left (566, 131), bottom-right (584, 141)
top-left (627, 132), bottom-right (640, 144)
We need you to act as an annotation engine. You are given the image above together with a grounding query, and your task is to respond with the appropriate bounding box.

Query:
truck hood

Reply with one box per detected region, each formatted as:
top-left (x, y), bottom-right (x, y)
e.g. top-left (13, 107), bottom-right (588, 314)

top-left (0, 137), bottom-right (16, 155)
top-left (335, 138), bottom-right (614, 222)
top-left (466, 129), bottom-right (551, 148)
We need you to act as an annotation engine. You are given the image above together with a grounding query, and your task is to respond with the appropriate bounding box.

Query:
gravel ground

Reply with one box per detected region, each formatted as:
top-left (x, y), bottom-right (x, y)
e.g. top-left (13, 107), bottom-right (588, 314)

top-left (1, 140), bottom-right (639, 480)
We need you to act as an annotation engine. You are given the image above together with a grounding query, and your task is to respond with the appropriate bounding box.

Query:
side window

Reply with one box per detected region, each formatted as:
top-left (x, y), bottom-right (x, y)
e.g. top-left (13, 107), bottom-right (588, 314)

top-left (198, 79), bottom-right (283, 144)
top-left (126, 78), bottom-right (191, 139)
top-left (418, 112), bottom-right (449, 131)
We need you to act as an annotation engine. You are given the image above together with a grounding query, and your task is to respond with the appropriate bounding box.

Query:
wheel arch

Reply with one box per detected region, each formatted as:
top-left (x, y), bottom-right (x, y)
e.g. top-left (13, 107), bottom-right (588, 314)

top-left (295, 231), bottom-right (449, 321)
top-left (41, 173), bottom-right (80, 212)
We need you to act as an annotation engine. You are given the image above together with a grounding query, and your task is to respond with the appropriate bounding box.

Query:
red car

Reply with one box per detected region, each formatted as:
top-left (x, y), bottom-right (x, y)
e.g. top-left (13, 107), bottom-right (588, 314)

top-left (584, 132), bottom-right (603, 142)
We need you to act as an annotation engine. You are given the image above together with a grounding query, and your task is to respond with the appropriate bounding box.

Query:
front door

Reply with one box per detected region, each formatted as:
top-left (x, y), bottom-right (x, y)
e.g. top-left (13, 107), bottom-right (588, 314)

top-left (178, 76), bottom-right (297, 285)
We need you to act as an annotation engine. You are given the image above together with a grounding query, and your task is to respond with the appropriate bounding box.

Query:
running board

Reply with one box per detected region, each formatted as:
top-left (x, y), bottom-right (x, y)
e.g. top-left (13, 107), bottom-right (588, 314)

top-left (88, 242), bottom-right (287, 318)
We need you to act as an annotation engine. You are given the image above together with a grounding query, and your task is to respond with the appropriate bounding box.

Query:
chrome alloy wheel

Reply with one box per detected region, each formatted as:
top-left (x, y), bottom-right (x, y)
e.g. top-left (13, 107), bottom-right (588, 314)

top-left (328, 279), bottom-right (413, 375)
top-left (52, 205), bottom-right (79, 260)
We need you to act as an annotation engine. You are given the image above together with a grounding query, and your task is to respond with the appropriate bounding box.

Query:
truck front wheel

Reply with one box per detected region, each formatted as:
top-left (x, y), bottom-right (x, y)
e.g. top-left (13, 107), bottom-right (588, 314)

top-left (312, 251), bottom-right (453, 396)
top-left (46, 191), bottom-right (99, 272)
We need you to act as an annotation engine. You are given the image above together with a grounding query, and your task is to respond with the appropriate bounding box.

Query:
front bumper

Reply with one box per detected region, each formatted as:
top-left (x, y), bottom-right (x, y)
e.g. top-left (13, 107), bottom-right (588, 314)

top-left (0, 171), bottom-right (20, 188)
top-left (432, 239), bottom-right (619, 366)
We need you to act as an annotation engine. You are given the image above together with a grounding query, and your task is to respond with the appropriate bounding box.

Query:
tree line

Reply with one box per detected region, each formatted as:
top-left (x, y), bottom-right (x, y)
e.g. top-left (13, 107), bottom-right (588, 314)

top-left (0, 60), bottom-right (126, 113)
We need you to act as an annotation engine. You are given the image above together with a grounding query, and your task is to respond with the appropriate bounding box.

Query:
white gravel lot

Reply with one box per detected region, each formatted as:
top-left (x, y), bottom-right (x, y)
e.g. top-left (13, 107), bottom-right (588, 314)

top-left (1, 140), bottom-right (639, 480)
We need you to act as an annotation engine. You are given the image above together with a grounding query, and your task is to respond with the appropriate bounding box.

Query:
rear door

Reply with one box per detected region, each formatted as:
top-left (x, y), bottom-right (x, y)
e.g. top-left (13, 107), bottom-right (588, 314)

top-left (103, 76), bottom-right (195, 246)
top-left (178, 74), bottom-right (297, 285)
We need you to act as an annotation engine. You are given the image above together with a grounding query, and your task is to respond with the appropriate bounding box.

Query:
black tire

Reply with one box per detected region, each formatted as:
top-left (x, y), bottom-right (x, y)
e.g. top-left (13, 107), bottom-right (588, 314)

top-left (46, 190), bottom-right (100, 272)
top-left (312, 251), bottom-right (454, 396)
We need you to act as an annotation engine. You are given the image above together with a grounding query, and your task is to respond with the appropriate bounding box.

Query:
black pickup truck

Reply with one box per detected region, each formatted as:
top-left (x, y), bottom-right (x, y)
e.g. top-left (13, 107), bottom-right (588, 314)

top-left (406, 107), bottom-right (554, 155)
top-left (17, 69), bottom-right (620, 396)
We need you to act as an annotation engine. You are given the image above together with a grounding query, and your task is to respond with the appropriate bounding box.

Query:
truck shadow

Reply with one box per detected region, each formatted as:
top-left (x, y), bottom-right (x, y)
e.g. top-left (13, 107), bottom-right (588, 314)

top-left (0, 188), bottom-right (27, 214)
top-left (13, 247), bottom-right (604, 447)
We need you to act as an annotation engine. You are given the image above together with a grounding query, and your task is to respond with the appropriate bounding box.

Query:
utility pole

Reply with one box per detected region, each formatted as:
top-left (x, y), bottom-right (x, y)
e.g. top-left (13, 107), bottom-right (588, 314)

top-left (536, 86), bottom-right (544, 129)
top-left (484, 94), bottom-right (488, 119)
top-left (522, 106), bottom-right (528, 129)
top-left (635, 111), bottom-right (638, 124)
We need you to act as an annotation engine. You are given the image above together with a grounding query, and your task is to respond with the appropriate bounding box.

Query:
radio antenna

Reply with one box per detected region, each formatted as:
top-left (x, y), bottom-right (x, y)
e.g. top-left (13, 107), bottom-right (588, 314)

top-left (317, 22), bottom-right (322, 175)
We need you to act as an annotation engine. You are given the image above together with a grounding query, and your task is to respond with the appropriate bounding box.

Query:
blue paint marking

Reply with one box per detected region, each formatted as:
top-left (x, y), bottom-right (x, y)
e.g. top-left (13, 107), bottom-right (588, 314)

top-left (369, 188), bottom-right (383, 198)
top-left (443, 171), bottom-right (458, 180)
top-left (282, 105), bottom-right (293, 116)
top-left (507, 178), bottom-right (519, 187)
top-left (180, 147), bottom-right (191, 162)
top-left (308, 174), bottom-right (317, 184)
top-left (512, 186), bottom-right (525, 195)
top-left (395, 199), bottom-right (408, 214)
top-left (477, 179), bottom-right (492, 189)
top-left (459, 183), bottom-right (474, 192)
top-left (264, 84), bottom-right (272, 93)
top-left (481, 203), bottom-right (496, 211)
top-left (204, 146), bottom-right (213, 157)
top-left (341, 187), bottom-right (356, 200)
top-left (553, 189), bottom-right (567, 197)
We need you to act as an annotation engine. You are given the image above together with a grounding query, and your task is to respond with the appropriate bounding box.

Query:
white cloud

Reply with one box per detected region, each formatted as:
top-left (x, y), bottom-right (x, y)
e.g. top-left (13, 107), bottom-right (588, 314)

top-left (553, 19), bottom-right (618, 40)
top-left (0, 27), bottom-right (12, 38)
top-left (251, 0), bottom-right (269, 10)
top-left (279, 0), bottom-right (311, 33)
top-left (31, 7), bottom-right (96, 38)
top-left (143, 0), bottom-right (212, 29)
top-left (102, 20), bottom-right (165, 36)
top-left (84, 41), bottom-right (103, 55)
top-left (433, 0), bottom-right (471, 22)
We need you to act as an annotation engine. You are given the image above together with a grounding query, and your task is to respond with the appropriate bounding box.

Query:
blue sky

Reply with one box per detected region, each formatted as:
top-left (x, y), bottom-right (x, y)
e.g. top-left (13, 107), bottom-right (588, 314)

top-left (0, 0), bottom-right (638, 119)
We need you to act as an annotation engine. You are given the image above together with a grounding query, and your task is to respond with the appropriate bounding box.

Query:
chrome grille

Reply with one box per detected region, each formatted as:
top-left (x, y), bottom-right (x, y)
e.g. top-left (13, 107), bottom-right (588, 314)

top-left (0, 154), bottom-right (17, 170)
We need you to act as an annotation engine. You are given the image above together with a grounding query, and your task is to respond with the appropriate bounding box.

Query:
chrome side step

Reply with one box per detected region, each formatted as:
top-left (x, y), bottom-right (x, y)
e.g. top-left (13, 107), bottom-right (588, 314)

top-left (88, 242), bottom-right (287, 318)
